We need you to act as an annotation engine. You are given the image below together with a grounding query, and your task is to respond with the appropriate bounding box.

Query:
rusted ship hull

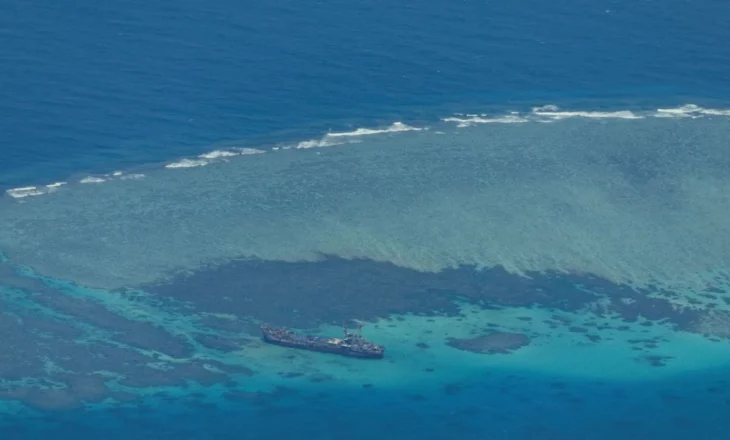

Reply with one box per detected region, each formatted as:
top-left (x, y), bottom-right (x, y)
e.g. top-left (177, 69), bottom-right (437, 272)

top-left (260, 325), bottom-right (385, 359)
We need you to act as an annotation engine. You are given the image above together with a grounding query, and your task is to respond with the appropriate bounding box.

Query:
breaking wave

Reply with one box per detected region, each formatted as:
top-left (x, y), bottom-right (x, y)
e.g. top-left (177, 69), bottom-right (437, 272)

top-left (5, 182), bottom-right (66, 199)
top-left (441, 103), bottom-right (729, 127)
top-left (293, 122), bottom-right (420, 149)
top-left (165, 148), bottom-right (265, 169)
top-left (326, 121), bottom-right (423, 137)
top-left (5, 104), bottom-right (729, 200)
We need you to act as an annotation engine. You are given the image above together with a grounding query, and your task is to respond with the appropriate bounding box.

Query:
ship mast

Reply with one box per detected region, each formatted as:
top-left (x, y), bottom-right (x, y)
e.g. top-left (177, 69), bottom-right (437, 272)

top-left (342, 319), bottom-right (366, 339)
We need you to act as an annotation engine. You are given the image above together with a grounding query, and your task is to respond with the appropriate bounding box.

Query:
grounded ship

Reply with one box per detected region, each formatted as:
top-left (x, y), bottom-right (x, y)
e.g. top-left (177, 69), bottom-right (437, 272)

top-left (260, 322), bottom-right (385, 359)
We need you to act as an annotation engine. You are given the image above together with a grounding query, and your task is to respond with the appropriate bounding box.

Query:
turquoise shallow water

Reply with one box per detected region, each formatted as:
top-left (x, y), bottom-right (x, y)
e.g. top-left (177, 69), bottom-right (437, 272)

top-left (2, 0), bottom-right (730, 438)
top-left (2, 256), bottom-right (730, 440)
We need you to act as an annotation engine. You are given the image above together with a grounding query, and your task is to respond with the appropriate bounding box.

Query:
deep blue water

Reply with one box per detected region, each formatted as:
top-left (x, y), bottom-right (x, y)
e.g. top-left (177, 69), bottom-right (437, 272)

top-left (2, 0), bottom-right (730, 189)
top-left (2, 0), bottom-right (730, 439)
top-left (4, 367), bottom-right (730, 440)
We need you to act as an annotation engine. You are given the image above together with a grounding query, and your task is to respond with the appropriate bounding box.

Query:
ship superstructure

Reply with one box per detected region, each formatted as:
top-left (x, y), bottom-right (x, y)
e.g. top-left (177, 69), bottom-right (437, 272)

top-left (260, 322), bottom-right (385, 359)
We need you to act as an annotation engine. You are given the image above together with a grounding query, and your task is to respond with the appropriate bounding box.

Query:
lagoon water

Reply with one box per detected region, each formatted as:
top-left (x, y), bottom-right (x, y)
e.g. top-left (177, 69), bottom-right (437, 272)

top-left (2, 0), bottom-right (730, 439)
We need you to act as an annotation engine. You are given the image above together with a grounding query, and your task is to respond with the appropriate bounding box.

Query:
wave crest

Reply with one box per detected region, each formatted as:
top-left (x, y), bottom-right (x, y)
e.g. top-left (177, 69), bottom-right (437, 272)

top-left (441, 103), bottom-right (730, 127)
top-left (5, 104), bottom-right (730, 200)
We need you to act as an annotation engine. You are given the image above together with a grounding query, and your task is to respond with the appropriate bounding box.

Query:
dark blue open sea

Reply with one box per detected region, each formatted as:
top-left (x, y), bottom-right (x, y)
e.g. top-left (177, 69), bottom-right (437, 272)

top-left (2, 0), bottom-right (730, 439)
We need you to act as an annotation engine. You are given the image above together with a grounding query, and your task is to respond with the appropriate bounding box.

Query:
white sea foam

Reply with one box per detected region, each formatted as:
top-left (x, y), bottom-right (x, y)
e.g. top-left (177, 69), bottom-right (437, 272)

top-left (295, 137), bottom-right (349, 149)
top-left (531, 105), bottom-right (643, 120)
top-left (6, 174), bottom-right (145, 198)
top-left (295, 122), bottom-right (422, 149)
top-left (237, 148), bottom-right (265, 155)
top-left (166, 147), bottom-right (265, 168)
top-left (119, 173), bottom-right (145, 180)
top-left (443, 114), bottom-right (529, 127)
top-left (198, 150), bottom-right (239, 159)
top-left (5, 186), bottom-right (45, 199)
top-left (700, 108), bottom-right (730, 116)
top-left (656, 103), bottom-right (730, 118)
top-left (165, 159), bottom-right (209, 169)
top-left (5, 181), bottom-right (68, 198)
top-left (326, 121), bottom-right (423, 137)
top-left (199, 147), bottom-right (264, 160)
top-left (441, 103), bottom-right (730, 127)
top-left (5, 174), bottom-right (146, 199)
top-left (79, 173), bottom-right (146, 184)
top-left (80, 176), bottom-right (106, 184)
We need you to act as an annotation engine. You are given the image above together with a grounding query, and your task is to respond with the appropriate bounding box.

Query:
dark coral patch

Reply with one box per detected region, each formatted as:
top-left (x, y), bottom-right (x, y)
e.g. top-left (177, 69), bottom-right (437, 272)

top-left (443, 383), bottom-right (463, 395)
top-left (0, 374), bottom-right (113, 411)
top-left (223, 390), bottom-right (271, 406)
top-left (193, 333), bottom-right (244, 352)
top-left (138, 256), bottom-right (719, 346)
top-left (0, 276), bottom-right (247, 412)
top-left (308, 373), bottom-right (335, 383)
top-left (640, 355), bottom-right (674, 367)
top-left (568, 326), bottom-right (588, 333)
top-left (140, 257), bottom-right (607, 328)
top-left (446, 332), bottom-right (530, 354)
top-left (29, 290), bottom-right (194, 358)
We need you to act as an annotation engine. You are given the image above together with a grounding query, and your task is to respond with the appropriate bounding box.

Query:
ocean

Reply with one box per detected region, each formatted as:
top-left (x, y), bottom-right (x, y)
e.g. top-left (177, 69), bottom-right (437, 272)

top-left (1, 0), bottom-right (730, 438)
